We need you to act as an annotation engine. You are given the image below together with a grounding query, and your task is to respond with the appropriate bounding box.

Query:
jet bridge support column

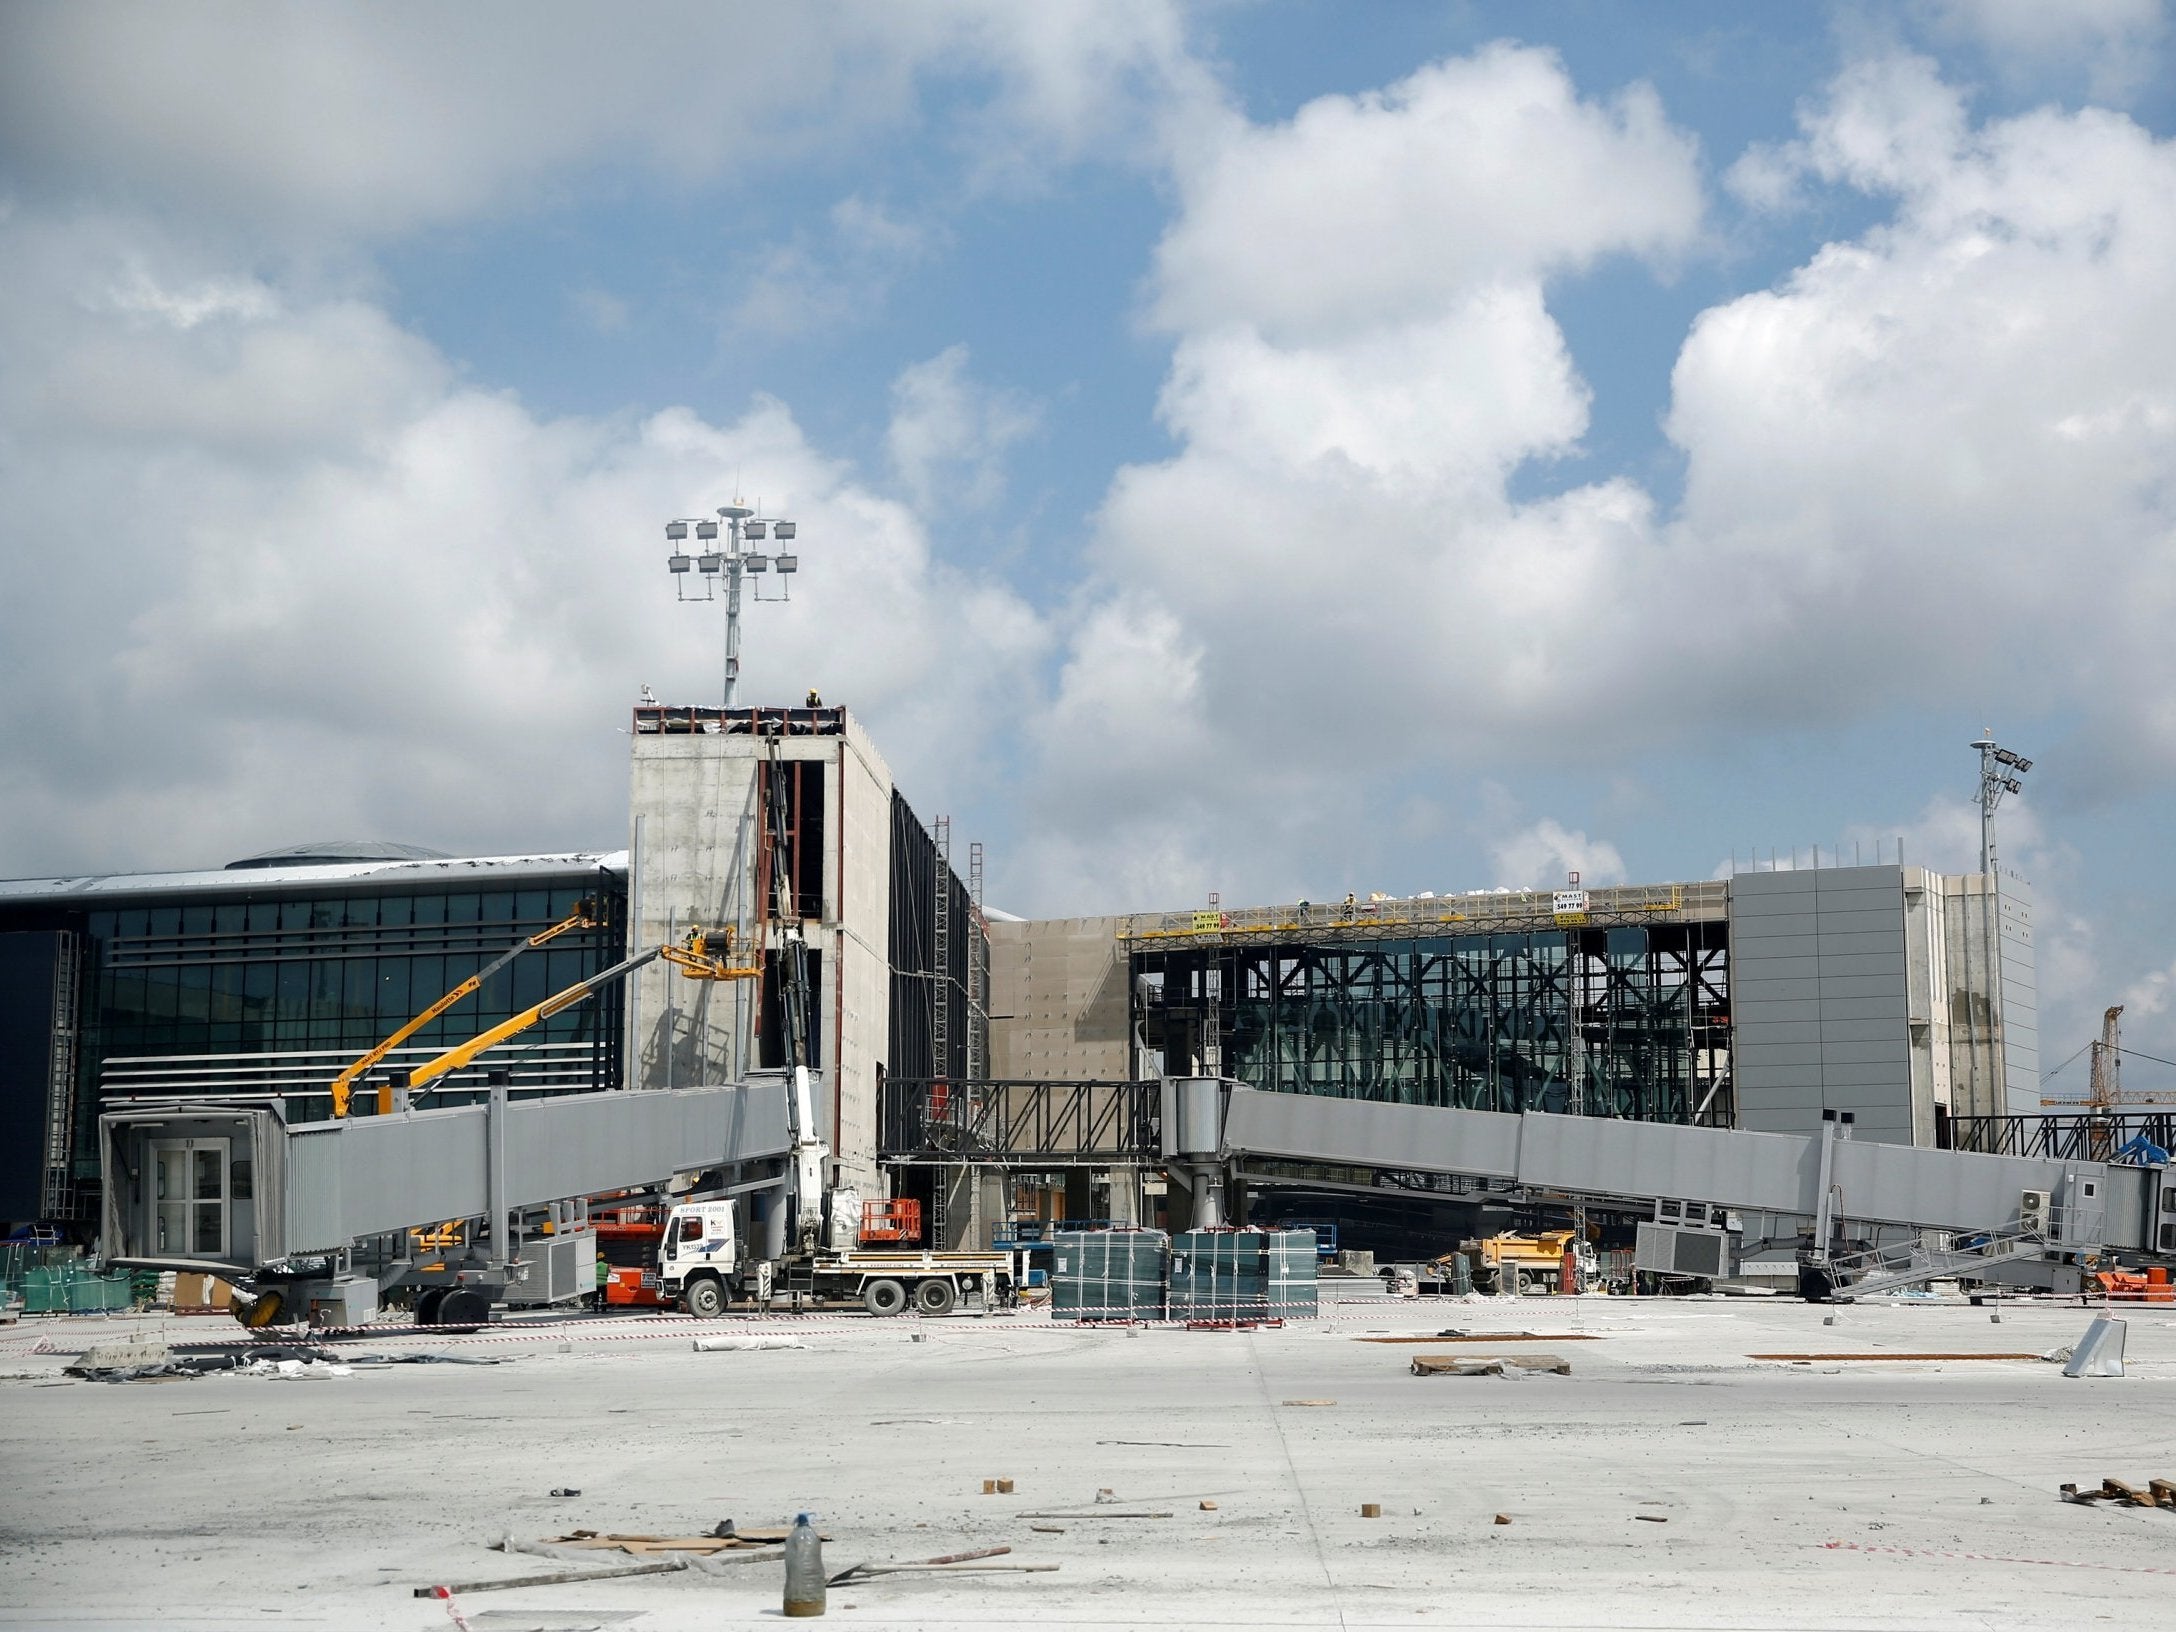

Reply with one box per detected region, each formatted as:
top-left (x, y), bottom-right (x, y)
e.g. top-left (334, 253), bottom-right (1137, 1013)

top-left (1168, 1077), bottom-right (1228, 1229)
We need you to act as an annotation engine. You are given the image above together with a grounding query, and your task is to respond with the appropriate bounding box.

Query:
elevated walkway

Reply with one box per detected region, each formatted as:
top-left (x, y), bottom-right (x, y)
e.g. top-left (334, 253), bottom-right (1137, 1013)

top-left (1170, 1083), bottom-right (2157, 1253)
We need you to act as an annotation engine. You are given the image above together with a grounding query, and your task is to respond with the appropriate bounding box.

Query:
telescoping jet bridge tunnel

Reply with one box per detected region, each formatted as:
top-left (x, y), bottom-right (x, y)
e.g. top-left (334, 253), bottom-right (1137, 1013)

top-left (98, 1072), bottom-right (2176, 1312)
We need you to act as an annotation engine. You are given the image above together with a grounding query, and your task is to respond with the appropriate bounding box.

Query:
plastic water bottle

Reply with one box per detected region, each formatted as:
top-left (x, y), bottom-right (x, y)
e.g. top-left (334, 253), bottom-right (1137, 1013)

top-left (783, 1512), bottom-right (826, 1618)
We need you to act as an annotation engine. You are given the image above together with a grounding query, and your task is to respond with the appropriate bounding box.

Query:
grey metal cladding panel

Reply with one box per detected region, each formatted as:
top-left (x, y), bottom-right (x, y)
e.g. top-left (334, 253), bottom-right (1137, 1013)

top-left (1731, 955), bottom-right (1822, 983)
top-left (1807, 909), bottom-right (1903, 938)
top-left (504, 1085), bottom-right (791, 1203)
top-left (1819, 1018), bottom-right (1908, 1044)
top-left (1515, 1115), bottom-right (1819, 1216)
top-left (1735, 1020), bottom-right (1823, 1046)
top-left (1736, 1044), bottom-right (1824, 1068)
top-left (1819, 1061), bottom-right (1910, 1087)
top-left (1221, 1089), bottom-right (1520, 1179)
top-left (1831, 1144), bottom-right (2143, 1242)
top-left (1819, 1040), bottom-right (1911, 1066)
top-left (299, 1085), bottom-right (793, 1247)
top-left (1733, 1063), bottom-right (1824, 1089)
top-left (334, 1109), bottom-right (490, 1244)
top-left (1815, 996), bottom-right (1908, 1022)
top-left (1732, 871), bottom-right (1818, 896)
top-left (282, 1127), bottom-right (350, 1255)
top-left (1815, 976), bottom-right (1903, 1002)
top-left (1733, 975), bottom-right (1823, 1003)
top-left (1815, 931), bottom-right (1908, 959)
top-left (1728, 1000), bottom-right (1822, 1024)
top-left (1809, 886), bottom-right (1904, 914)
top-left (1818, 867), bottom-right (1904, 890)
top-left (1814, 953), bottom-right (1904, 980)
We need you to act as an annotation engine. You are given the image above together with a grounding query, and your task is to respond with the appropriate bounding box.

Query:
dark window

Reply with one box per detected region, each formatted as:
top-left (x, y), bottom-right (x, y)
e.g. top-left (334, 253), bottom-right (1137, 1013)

top-left (760, 759), bottom-right (827, 920)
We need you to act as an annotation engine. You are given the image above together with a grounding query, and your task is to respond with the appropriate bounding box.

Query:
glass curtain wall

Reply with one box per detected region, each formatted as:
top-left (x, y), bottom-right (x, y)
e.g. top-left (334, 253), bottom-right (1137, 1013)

top-left (77, 882), bottom-right (624, 1129)
top-left (1134, 923), bottom-right (1729, 1123)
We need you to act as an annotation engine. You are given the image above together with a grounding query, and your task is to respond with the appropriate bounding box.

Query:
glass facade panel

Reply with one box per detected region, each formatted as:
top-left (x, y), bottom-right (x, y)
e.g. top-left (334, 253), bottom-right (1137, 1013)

top-left (53, 876), bottom-right (625, 1133)
top-left (1133, 922), bottom-right (1729, 1123)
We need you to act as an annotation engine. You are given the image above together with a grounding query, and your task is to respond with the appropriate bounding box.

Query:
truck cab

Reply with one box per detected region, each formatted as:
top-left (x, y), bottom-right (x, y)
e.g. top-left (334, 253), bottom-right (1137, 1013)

top-left (659, 1199), bottom-right (744, 1317)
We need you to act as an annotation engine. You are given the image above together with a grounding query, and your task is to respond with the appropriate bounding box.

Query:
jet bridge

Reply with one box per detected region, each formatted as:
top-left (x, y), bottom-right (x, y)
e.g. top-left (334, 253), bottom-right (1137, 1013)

top-left (100, 1080), bottom-right (795, 1320)
top-left (1164, 1081), bottom-right (2174, 1295)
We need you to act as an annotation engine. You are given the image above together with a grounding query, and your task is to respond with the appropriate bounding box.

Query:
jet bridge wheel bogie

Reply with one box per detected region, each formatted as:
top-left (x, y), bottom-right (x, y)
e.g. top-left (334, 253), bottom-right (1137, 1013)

top-left (436, 1288), bottom-right (489, 1329)
top-left (413, 1287), bottom-right (449, 1326)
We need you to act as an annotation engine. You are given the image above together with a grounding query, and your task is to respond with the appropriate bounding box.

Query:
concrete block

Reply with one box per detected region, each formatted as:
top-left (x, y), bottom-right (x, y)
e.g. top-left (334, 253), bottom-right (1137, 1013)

top-left (2062, 1316), bottom-right (2126, 1378)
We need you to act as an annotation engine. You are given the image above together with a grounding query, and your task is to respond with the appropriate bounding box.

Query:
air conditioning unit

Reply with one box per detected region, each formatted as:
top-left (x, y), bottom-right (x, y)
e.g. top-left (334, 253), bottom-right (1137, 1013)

top-left (2018, 1189), bottom-right (2050, 1236)
top-left (1635, 1222), bottom-right (1734, 1280)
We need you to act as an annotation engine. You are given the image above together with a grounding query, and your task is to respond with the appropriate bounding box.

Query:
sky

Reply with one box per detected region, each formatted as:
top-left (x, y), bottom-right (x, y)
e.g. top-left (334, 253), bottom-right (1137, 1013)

top-left (4, 1), bottom-right (2176, 1085)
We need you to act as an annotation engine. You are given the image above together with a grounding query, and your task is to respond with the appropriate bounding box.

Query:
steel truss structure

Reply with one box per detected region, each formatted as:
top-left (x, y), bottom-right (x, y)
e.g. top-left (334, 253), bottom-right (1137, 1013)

top-left (1131, 922), bottom-right (1730, 1124)
top-left (878, 1077), bottom-right (1159, 1167)
top-left (1951, 1110), bottom-right (2176, 1161)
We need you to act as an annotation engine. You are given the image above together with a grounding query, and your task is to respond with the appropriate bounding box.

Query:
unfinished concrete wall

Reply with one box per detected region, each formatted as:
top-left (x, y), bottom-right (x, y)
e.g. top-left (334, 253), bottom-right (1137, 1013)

top-left (627, 731), bottom-right (765, 1095)
top-left (626, 710), bottom-right (893, 1192)
top-left (828, 714), bottom-right (894, 1192)
top-left (987, 916), bottom-right (1134, 1080)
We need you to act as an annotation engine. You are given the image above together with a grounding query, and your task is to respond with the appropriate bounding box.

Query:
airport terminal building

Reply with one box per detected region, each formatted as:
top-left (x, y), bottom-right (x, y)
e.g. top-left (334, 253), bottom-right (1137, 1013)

top-left (1, 703), bottom-right (2038, 1249)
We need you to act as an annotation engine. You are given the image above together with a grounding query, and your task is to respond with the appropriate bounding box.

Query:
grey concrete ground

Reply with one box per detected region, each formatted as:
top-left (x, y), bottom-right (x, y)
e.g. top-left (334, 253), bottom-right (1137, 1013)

top-left (4, 1287), bottom-right (2174, 1631)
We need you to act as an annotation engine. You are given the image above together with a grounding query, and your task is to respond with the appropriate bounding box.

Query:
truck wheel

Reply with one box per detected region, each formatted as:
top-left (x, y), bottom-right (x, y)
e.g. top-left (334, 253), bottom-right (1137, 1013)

top-left (413, 1287), bottom-right (448, 1326)
top-left (863, 1278), bottom-right (908, 1317)
top-left (914, 1278), bottom-right (957, 1316)
top-left (437, 1288), bottom-right (489, 1329)
top-left (685, 1277), bottom-right (725, 1319)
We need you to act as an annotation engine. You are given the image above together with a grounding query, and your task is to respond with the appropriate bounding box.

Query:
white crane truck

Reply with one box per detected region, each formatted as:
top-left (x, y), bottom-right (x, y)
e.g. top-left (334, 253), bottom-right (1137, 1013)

top-left (657, 1066), bottom-right (1023, 1318)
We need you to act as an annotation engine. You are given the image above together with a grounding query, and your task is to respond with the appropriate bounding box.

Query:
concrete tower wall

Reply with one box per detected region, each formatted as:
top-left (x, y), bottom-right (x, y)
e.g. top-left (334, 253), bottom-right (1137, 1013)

top-left (626, 710), bottom-right (894, 1189)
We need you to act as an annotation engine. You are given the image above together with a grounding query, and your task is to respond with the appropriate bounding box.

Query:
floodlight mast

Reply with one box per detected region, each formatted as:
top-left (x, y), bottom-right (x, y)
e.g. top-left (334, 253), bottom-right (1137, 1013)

top-left (1970, 733), bottom-right (2031, 880)
top-left (662, 502), bottom-right (803, 708)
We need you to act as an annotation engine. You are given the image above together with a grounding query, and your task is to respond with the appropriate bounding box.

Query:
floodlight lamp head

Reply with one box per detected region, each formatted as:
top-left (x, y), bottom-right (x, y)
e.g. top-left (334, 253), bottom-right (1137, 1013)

top-left (696, 519), bottom-right (719, 541)
top-left (1993, 746), bottom-right (2029, 770)
top-left (667, 553), bottom-right (691, 573)
top-left (773, 520), bottom-right (797, 541)
top-left (744, 519), bottom-right (767, 541)
top-left (2002, 776), bottom-right (2023, 795)
top-left (697, 553), bottom-right (723, 574)
top-left (666, 520), bottom-right (689, 542)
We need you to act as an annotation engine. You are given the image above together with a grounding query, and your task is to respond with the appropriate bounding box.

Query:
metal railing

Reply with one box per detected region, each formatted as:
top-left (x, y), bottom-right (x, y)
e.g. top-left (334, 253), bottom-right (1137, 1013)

top-left (1113, 881), bottom-right (1723, 944)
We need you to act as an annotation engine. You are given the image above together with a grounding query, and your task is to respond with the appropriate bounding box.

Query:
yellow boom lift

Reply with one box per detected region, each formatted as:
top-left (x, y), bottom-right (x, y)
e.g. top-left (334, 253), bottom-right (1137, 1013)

top-left (333, 910), bottom-right (756, 1115)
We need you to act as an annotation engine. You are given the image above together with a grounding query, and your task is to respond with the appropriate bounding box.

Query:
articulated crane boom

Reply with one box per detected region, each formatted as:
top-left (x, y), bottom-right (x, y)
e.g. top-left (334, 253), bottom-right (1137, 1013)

top-left (330, 897), bottom-right (604, 1117)
top-left (392, 927), bottom-right (757, 1100)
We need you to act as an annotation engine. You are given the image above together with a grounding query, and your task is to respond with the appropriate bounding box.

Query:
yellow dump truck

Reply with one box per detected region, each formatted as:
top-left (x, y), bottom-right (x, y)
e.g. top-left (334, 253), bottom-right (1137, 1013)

top-left (1438, 1230), bottom-right (1600, 1295)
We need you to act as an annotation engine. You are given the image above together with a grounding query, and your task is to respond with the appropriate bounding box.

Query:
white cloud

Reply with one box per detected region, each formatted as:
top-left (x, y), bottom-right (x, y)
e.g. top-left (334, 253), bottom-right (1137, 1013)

top-left (1488, 818), bottom-right (1626, 891)
top-left (1010, 41), bottom-right (2176, 924)
top-left (1150, 44), bottom-right (1703, 343)
top-left (725, 196), bottom-right (946, 342)
top-left (0, 1), bottom-right (1224, 245)
top-left (0, 212), bottom-right (1047, 874)
top-left (1916, 0), bottom-right (2168, 103)
top-left (885, 345), bottom-right (1041, 511)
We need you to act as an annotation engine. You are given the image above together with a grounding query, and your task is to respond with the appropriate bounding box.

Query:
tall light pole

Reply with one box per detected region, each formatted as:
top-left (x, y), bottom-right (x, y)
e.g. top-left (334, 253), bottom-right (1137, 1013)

top-left (1969, 734), bottom-right (2031, 1115)
top-left (664, 504), bottom-right (801, 708)
top-left (1970, 734), bottom-right (2031, 880)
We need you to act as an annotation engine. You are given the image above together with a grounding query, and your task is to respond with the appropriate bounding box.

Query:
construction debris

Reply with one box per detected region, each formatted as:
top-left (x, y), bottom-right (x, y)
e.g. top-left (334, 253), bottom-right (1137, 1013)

top-left (827, 1546), bottom-right (1052, 1586)
top-left (1280, 1398), bottom-right (1336, 1406)
top-left (1410, 1354), bottom-right (1572, 1376)
top-left (1359, 1504), bottom-right (1382, 1519)
top-left (2058, 1479), bottom-right (2176, 1509)
top-left (417, 1558), bottom-right (690, 1597)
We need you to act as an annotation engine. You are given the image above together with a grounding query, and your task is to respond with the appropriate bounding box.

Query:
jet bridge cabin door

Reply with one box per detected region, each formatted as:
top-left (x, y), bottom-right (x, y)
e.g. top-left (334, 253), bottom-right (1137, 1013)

top-left (149, 1138), bottom-right (231, 1258)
